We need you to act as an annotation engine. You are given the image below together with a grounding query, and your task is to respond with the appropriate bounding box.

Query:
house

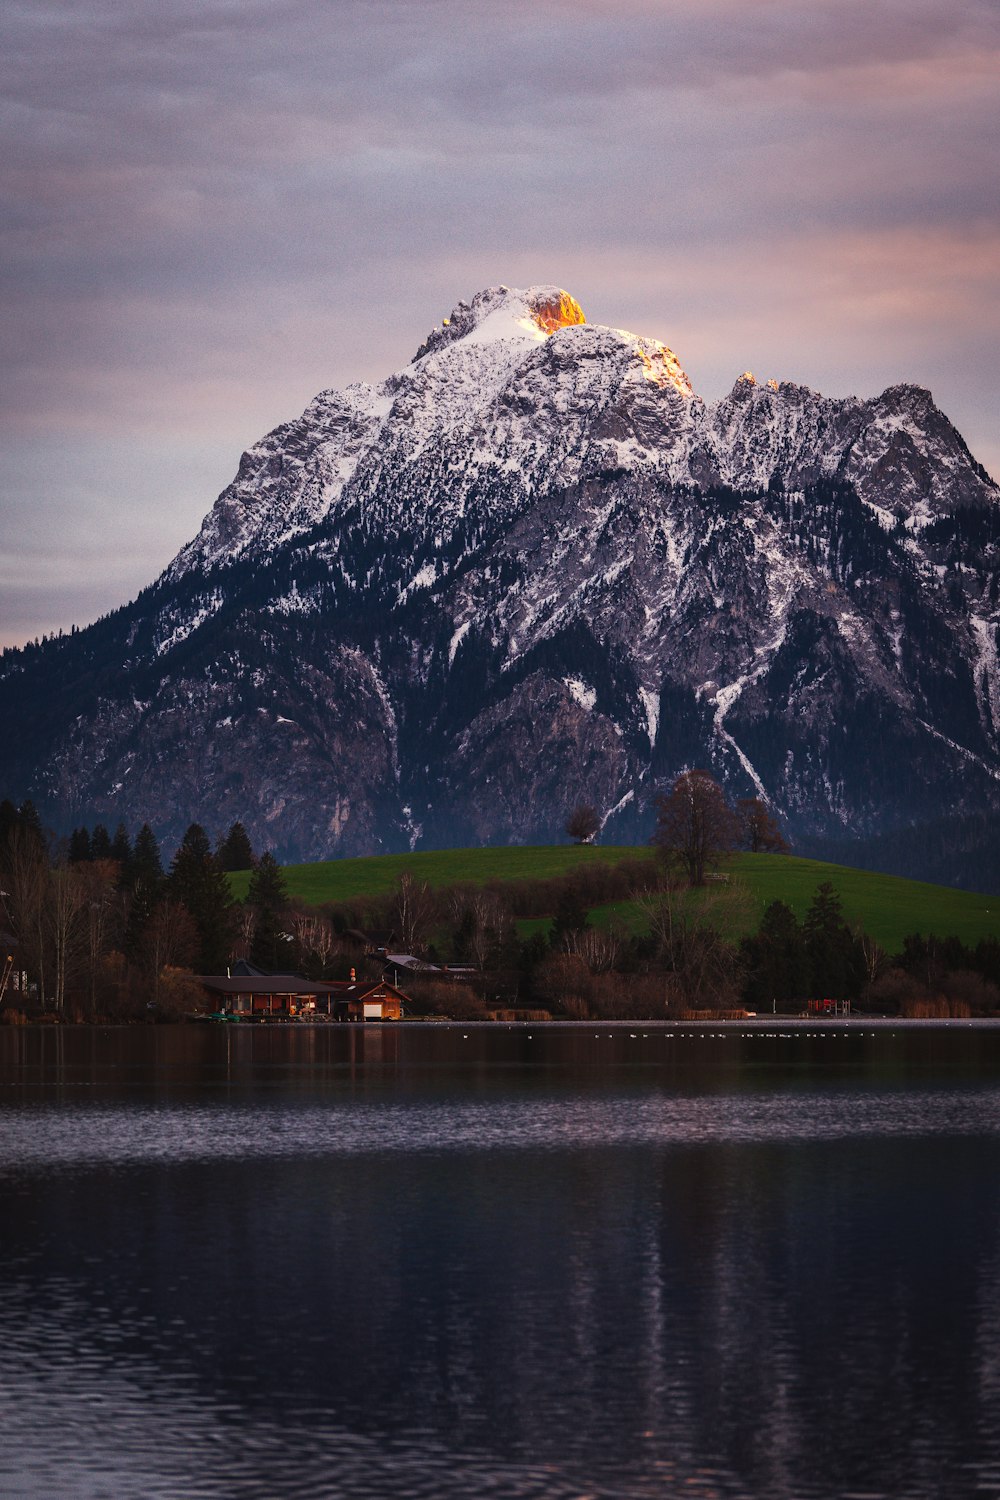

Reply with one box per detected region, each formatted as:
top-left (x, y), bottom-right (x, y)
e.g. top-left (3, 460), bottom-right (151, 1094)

top-left (325, 979), bottom-right (409, 1023)
top-left (197, 965), bottom-right (411, 1021)
top-left (198, 973), bottom-right (338, 1017)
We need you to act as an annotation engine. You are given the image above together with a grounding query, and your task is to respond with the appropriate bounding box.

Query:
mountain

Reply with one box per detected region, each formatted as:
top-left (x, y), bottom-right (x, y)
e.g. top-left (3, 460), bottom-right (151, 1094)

top-left (3, 284), bottom-right (999, 884)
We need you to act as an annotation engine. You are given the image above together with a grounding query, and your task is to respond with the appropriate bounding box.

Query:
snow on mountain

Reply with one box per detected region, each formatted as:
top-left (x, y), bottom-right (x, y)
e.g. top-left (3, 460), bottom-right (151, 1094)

top-left (3, 284), bottom-right (999, 879)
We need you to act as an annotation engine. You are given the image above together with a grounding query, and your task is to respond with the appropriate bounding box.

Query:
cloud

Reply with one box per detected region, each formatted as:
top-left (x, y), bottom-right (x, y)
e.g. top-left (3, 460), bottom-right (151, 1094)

top-left (2, 0), bottom-right (998, 644)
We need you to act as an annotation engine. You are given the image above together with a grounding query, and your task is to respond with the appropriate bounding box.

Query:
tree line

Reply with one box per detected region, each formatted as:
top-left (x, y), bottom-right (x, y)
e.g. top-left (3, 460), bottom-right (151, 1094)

top-left (1, 773), bottom-right (997, 1022)
top-left (0, 806), bottom-right (291, 1019)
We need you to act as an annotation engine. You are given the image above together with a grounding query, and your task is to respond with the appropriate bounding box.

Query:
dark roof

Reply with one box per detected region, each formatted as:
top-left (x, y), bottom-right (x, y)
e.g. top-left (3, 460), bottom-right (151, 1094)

top-left (229, 959), bottom-right (269, 978)
top-left (199, 975), bottom-right (336, 997)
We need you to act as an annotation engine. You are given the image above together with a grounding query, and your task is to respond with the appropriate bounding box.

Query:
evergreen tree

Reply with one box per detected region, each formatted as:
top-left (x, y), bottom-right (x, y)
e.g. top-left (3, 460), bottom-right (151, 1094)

top-left (17, 800), bottom-right (45, 854)
top-left (247, 852), bottom-right (289, 972)
top-left (68, 827), bottom-right (92, 863)
top-left (740, 900), bottom-right (810, 1010)
top-left (124, 824), bottom-right (165, 966)
top-left (168, 823), bottom-right (234, 973)
top-left (130, 824), bottom-right (164, 889)
top-left (90, 823), bottom-right (112, 861)
top-left (803, 882), bottom-right (863, 1001)
top-left (110, 823), bottom-right (132, 867)
top-left (217, 820), bottom-right (256, 872)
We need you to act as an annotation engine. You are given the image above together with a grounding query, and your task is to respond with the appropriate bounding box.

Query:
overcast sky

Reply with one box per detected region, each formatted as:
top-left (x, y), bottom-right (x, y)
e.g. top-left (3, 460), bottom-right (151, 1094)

top-left (3, 0), bottom-right (998, 647)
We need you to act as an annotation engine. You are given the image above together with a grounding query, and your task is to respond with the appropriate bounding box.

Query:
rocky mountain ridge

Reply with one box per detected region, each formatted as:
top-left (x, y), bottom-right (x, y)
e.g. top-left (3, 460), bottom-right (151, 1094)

top-left (3, 285), bottom-right (999, 884)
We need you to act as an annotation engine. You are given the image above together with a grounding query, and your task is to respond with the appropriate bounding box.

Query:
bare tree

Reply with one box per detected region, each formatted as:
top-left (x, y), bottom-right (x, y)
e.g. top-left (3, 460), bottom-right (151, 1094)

top-left (653, 770), bottom-right (739, 886)
top-left (467, 888), bottom-right (514, 970)
top-left (48, 863), bottom-right (87, 1013)
top-left (78, 859), bottom-right (120, 1017)
top-left (393, 872), bottom-right (437, 954)
top-left (290, 910), bottom-right (339, 976)
top-left (737, 797), bottom-right (789, 853)
top-left (560, 920), bottom-right (626, 973)
top-left (637, 877), bottom-right (751, 1012)
top-left (4, 826), bottom-right (51, 1006)
top-left (566, 803), bottom-right (600, 845)
top-left (233, 905), bottom-right (257, 962)
top-left (142, 898), bottom-right (199, 1006)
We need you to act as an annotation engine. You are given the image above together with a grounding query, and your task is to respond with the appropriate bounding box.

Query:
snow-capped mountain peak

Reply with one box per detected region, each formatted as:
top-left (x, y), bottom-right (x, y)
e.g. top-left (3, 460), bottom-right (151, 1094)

top-left (14, 283), bottom-right (997, 879)
top-left (412, 284), bottom-right (586, 363)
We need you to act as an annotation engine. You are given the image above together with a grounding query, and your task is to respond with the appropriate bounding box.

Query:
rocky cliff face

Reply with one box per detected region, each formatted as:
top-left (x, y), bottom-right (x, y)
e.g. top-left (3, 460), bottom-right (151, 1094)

top-left (3, 284), bottom-right (999, 879)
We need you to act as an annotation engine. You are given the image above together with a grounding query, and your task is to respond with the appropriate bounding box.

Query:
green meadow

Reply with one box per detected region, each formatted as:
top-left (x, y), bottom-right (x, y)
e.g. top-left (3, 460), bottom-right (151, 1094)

top-left (231, 846), bottom-right (999, 953)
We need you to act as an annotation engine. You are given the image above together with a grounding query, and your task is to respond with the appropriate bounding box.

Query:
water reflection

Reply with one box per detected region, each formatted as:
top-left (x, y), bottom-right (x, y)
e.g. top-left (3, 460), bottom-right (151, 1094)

top-left (3, 1027), bottom-right (1000, 1498)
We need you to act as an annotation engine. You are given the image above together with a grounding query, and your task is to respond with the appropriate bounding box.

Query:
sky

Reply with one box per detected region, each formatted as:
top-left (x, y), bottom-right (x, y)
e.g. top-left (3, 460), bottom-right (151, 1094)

top-left (2, 0), bottom-right (998, 648)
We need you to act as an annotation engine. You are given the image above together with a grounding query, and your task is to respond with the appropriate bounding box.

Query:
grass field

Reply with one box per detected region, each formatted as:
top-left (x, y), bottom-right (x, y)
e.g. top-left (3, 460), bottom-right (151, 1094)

top-left (231, 845), bottom-right (1000, 952)
top-left (229, 844), bottom-right (649, 903)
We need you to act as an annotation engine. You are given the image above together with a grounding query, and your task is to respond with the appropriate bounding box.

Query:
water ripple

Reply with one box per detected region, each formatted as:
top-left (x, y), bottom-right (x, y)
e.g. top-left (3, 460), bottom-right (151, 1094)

top-left (2, 1086), bottom-right (1000, 1173)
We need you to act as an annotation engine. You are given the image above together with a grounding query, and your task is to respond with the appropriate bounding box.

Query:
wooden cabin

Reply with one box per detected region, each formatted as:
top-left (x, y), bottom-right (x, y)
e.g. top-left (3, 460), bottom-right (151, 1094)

top-left (325, 979), bottom-right (408, 1023)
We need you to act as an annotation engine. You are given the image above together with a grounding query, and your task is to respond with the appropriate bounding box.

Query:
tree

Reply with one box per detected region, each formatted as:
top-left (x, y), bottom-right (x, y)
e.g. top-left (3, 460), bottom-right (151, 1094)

top-left (290, 910), bottom-right (339, 978)
top-left (110, 823), bottom-right (132, 868)
top-left (2, 824), bottom-right (51, 1005)
top-left (78, 859), bottom-right (121, 1017)
top-left (123, 824), bottom-right (164, 966)
top-left (90, 824), bottom-right (112, 861)
top-left (393, 872), bottom-right (436, 954)
top-left (549, 879), bottom-right (591, 948)
top-left (48, 863), bottom-right (87, 1013)
top-left (803, 882), bottom-right (864, 1001)
top-left (68, 827), bottom-right (92, 864)
top-left (566, 803), bottom-right (600, 845)
top-left (737, 797), bottom-right (789, 854)
top-left (653, 770), bottom-right (739, 886)
top-left (218, 821), bottom-right (256, 872)
top-left (740, 900), bottom-right (810, 1010)
top-left (247, 852), bottom-right (289, 971)
top-left (168, 823), bottom-right (234, 973)
top-left (637, 877), bottom-right (750, 1012)
top-left (139, 898), bottom-right (200, 1007)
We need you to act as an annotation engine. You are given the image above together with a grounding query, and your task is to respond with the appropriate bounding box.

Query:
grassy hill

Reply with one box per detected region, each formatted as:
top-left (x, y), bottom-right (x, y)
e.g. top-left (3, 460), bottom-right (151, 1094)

top-left (231, 846), bottom-right (999, 953)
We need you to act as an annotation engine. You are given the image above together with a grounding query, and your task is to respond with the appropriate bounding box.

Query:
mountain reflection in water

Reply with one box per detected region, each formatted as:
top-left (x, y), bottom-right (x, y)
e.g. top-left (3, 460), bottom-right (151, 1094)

top-left (3, 1022), bottom-right (1000, 1499)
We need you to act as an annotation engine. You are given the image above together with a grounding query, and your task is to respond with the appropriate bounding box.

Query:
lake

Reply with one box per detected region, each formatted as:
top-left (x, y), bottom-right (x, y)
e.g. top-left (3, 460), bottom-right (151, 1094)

top-left (3, 1020), bottom-right (1000, 1499)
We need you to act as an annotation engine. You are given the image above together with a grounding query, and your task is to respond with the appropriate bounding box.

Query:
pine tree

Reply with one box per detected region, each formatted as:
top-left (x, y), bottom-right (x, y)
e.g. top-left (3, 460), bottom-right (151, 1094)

top-left (168, 823), bottom-right (234, 973)
top-left (247, 852), bottom-right (289, 972)
top-left (90, 823), bottom-right (112, 861)
top-left (68, 827), bottom-right (92, 863)
top-left (110, 823), bottom-right (132, 868)
top-left (124, 824), bottom-right (165, 965)
top-left (803, 882), bottom-right (863, 1001)
top-left (217, 821), bottom-right (256, 872)
top-left (740, 901), bottom-right (809, 1010)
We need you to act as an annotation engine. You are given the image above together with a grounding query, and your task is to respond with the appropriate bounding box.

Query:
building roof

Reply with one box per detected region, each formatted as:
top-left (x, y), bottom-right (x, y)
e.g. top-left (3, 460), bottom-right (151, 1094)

top-left (199, 975), bottom-right (336, 997)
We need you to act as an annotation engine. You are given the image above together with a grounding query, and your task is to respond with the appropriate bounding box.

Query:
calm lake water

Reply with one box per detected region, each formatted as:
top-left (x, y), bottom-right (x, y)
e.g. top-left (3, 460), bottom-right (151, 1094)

top-left (4, 1021), bottom-right (1000, 1499)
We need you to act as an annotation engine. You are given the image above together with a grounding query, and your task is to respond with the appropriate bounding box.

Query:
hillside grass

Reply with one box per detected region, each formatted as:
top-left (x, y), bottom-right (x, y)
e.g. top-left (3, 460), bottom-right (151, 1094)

top-left (229, 844), bottom-right (648, 903)
top-left (230, 846), bottom-right (1000, 953)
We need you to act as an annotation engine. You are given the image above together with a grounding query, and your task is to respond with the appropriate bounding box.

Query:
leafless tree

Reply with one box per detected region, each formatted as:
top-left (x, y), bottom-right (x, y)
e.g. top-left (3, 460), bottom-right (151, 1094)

top-left (48, 863), bottom-right (87, 1013)
top-left (3, 826), bottom-right (51, 1005)
top-left (290, 910), bottom-right (339, 975)
top-left (653, 769), bottom-right (739, 886)
top-left (566, 803), bottom-right (601, 845)
top-left (78, 860), bottom-right (120, 1016)
top-left (637, 877), bottom-right (751, 1012)
top-left (142, 898), bottom-right (200, 1006)
top-left (393, 872), bottom-right (437, 954)
top-left (233, 904), bottom-right (257, 962)
top-left (467, 888), bottom-right (513, 970)
top-left (560, 920), bottom-right (626, 973)
top-left (737, 797), bottom-right (789, 853)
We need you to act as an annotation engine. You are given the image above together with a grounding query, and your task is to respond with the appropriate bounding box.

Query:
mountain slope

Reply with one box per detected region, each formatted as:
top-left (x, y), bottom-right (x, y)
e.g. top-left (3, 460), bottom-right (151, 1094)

top-left (2, 284), bottom-right (998, 881)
